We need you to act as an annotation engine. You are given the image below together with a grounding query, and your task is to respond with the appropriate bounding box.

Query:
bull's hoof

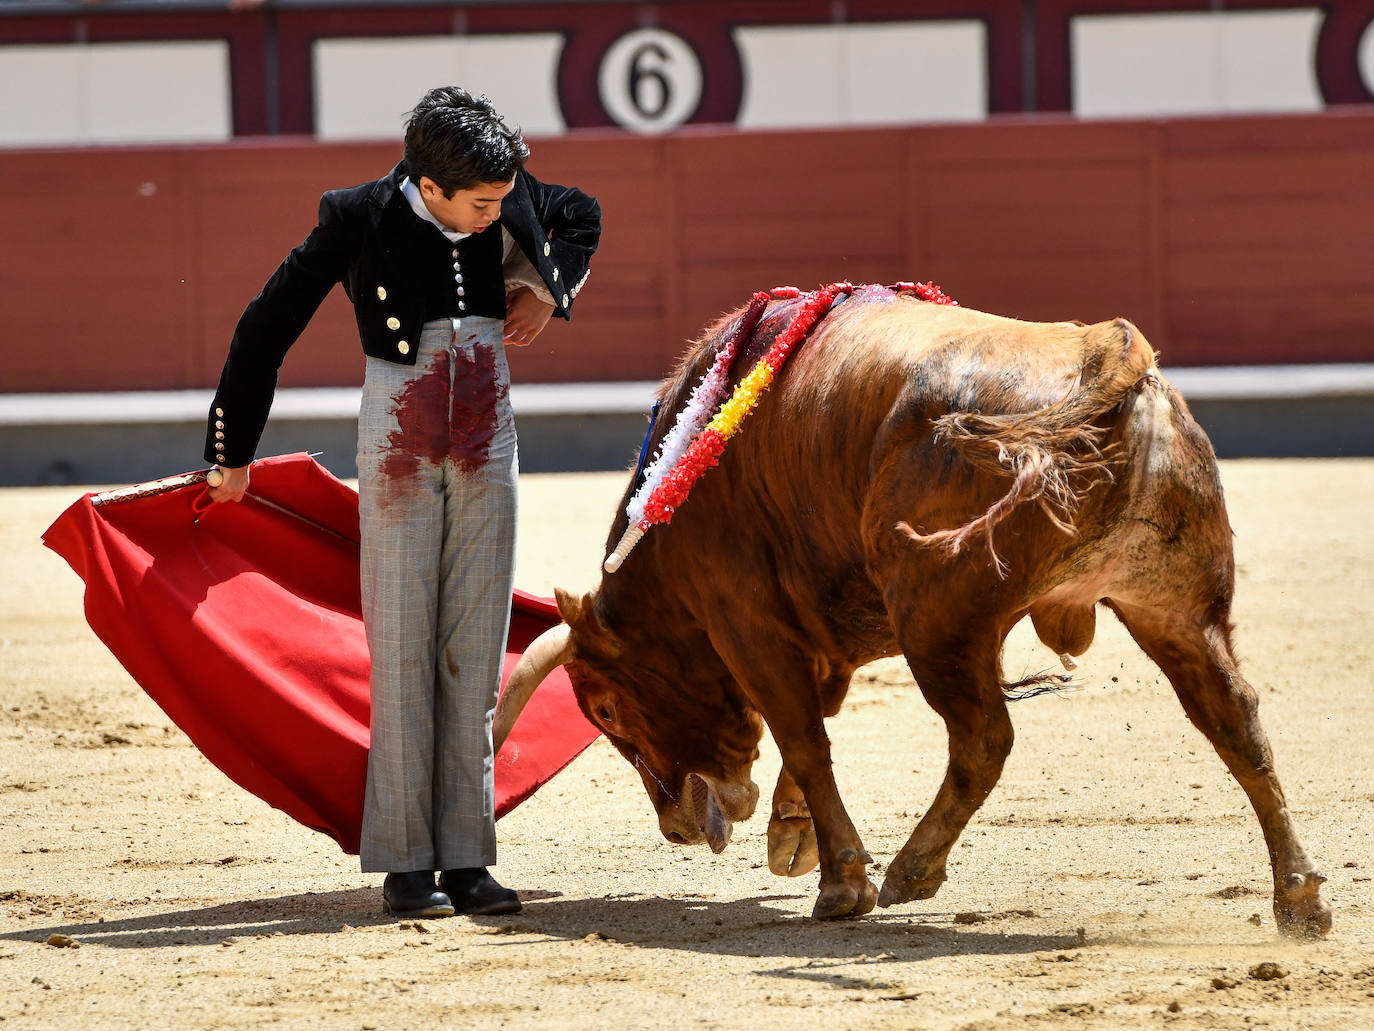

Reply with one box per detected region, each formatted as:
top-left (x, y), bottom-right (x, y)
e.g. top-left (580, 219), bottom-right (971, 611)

top-left (876, 866), bottom-right (947, 908)
top-left (1275, 871), bottom-right (1332, 939)
top-left (767, 816), bottom-right (819, 877)
top-left (812, 876), bottom-right (878, 920)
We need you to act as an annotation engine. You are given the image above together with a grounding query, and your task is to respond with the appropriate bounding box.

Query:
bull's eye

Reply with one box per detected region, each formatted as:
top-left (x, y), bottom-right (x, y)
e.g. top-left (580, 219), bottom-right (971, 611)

top-left (596, 704), bottom-right (614, 724)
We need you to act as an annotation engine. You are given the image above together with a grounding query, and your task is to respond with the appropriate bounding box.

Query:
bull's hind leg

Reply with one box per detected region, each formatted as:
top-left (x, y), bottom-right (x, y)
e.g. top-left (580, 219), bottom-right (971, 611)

top-left (877, 624), bottom-right (1015, 908)
top-left (1107, 598), bottom-right (1331, 938)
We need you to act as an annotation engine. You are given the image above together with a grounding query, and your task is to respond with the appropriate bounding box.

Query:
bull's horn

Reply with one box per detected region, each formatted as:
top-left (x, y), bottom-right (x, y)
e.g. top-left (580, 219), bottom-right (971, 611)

top-left (493, 623), bottom-right (574, 752)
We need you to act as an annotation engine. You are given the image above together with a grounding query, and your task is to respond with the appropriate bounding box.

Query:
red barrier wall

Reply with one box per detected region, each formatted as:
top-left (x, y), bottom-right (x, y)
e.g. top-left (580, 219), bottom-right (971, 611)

top-left (3, 111), bottom-right (1372, 394)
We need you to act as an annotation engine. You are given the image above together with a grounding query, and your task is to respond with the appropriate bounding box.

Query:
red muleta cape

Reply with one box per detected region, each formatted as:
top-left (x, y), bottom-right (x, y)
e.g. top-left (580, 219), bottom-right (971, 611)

top-left (41, 452), bottom-right (598, 854)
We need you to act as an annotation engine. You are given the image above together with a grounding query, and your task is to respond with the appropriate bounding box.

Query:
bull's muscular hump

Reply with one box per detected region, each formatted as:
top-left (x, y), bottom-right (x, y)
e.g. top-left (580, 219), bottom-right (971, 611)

top-left (499, 285), bottom-right (1331, 938)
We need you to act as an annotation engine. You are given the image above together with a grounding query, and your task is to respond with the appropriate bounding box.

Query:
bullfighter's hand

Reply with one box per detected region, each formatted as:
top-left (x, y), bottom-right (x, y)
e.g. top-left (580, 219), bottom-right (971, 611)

top-left (504, 287), bottom-right (554, 347)
top-left (208, 464), bottom-right (250, 503)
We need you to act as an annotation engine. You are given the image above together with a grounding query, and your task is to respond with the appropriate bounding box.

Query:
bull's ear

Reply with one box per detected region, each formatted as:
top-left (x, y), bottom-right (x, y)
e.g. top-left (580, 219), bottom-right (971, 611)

top-left (553, 586), bottom-right (584, 626)
top-left (555, 587), bottom-right (621, 659)
top-left (552, 585), bottom-right (579, 626)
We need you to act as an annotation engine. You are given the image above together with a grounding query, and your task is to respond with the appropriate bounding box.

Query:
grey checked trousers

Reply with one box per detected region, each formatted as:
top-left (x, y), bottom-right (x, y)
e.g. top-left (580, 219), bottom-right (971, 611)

top-left (356, 317), bottom-right (518, 873)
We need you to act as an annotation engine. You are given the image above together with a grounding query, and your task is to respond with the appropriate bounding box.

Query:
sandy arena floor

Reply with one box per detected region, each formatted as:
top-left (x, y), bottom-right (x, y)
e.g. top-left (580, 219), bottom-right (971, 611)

top-left (2, 458), bottom-right (1372, 1030)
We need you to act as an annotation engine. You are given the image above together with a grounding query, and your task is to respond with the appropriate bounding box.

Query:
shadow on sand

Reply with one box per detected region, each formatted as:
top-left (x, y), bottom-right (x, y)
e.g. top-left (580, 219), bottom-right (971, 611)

top-left (2, 885), bottom-right (1082, 968)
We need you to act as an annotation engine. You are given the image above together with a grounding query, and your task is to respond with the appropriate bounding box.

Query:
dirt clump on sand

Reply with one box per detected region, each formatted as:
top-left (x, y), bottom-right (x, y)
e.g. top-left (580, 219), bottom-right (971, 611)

top-left (2, 459), bottom-right (1372, 1029)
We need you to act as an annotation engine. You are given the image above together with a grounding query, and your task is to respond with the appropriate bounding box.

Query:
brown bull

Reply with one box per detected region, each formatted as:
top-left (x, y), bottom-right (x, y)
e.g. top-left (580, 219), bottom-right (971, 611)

top-left (498, 284), bottom-right (1331, 937)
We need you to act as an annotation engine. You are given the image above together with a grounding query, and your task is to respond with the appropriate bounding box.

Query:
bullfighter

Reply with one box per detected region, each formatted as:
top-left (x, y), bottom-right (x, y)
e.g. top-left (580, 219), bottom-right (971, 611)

top-left (201, 85), bottom-right (601, 918)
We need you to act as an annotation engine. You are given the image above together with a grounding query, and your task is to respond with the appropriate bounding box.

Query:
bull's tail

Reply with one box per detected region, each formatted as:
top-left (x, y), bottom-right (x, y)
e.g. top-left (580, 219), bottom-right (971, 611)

top-left (898, 318), bottom-right (1156, 575)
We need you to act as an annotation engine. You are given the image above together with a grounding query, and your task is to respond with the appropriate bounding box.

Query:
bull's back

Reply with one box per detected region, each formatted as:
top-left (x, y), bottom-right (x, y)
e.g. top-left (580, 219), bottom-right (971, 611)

top-left (780, 293), bottom-right (1142, 427)
top-left (757, 292), bottom-right (1155, 508)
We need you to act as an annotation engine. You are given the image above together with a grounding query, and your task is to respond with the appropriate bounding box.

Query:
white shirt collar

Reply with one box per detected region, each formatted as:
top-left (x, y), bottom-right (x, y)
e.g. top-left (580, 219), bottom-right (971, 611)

top-left (400, 176), bottom-right (471, 243)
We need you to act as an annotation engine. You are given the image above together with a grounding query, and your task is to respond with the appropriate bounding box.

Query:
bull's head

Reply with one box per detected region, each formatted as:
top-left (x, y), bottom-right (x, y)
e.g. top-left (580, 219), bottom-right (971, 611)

top-left (495, 587), bottom-right (763, 853)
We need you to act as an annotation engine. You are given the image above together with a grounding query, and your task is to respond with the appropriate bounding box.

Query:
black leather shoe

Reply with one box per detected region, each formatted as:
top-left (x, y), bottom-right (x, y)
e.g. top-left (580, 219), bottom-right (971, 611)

top-left (382, 871), bottom-right (455, 918)
top-left (439, 867), bottom-right (521, 915)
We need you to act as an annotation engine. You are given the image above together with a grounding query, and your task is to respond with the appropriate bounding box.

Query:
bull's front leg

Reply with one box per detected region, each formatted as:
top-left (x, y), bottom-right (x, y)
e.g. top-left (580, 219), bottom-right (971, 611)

top-left (711, 622), bottom-right (873, 918)
top-left (768, 764), bottom-right (819, 876)
top-left (768, 722), bottom-right (877, 920)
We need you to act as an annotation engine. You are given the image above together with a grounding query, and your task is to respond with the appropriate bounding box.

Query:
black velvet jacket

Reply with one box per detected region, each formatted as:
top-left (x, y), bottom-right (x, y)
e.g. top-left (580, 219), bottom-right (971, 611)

top-left (204, 162), bottom-right (601, 467)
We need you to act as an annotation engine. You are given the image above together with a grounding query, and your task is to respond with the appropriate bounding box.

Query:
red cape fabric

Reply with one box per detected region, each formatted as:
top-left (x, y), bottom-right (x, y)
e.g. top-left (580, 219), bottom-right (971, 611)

top-left (41, 452), bottom-right (598, 855)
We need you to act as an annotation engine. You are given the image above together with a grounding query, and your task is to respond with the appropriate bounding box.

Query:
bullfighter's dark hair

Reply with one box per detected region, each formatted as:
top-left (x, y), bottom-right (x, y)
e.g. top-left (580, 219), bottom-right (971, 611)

top-left (403, 86), bottom-right (530, 195)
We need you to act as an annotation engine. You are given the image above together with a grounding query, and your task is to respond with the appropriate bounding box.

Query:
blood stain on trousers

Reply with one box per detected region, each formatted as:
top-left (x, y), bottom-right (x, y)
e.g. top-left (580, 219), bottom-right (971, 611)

top-left (378, 345), bottom-right (507, 486)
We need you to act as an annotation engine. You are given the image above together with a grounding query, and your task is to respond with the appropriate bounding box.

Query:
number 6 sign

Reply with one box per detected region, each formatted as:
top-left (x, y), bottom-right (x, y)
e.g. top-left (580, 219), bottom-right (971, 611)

top-left (557, 20), bottom-right (743, 131)
top-left (597, 28), bottom-right (704, 132)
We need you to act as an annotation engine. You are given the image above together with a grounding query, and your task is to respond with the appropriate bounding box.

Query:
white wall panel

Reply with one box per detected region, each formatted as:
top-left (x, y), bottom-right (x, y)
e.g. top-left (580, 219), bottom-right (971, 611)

top-left (1073, 10), bottom-right (1323, 118)
top-left (735, 26), bottom-right (848, 126)
top-left (0, 47), bottom-right (84, 144)
top-left (736, 21), bottom-right (987, 128)
top-left (313, 35), bottom-right (565, 139)
top-left (0, 42), bottom-right (230, 146)
top-left (843, 22), bottom-right (987, 125)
